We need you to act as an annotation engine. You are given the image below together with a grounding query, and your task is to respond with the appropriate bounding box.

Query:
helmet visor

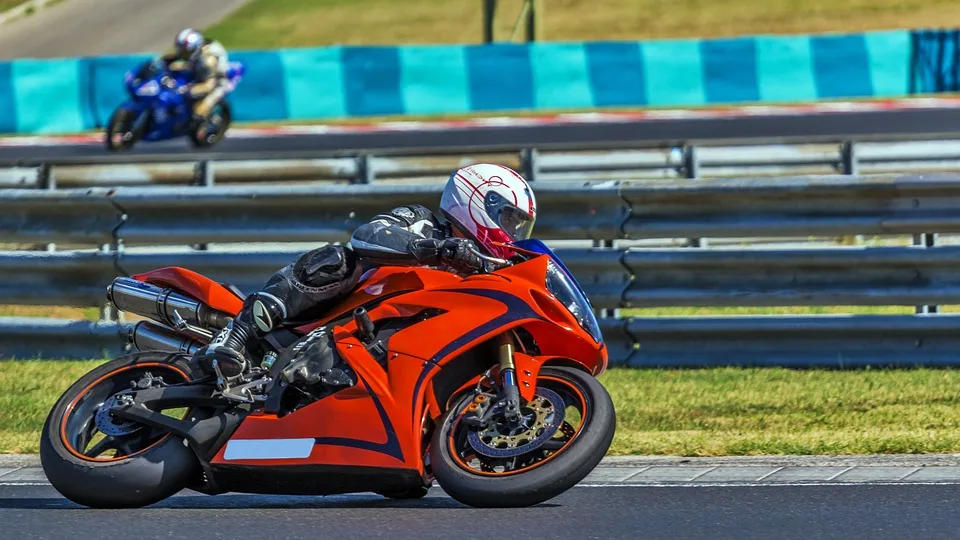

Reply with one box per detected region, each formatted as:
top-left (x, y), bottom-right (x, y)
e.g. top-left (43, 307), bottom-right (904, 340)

top-left (485, 192), bottom-right (535, 241)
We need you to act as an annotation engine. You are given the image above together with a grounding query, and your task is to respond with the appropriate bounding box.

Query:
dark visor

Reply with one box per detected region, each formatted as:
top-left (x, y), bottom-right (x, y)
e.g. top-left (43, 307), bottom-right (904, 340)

top-left (485, 192), bottom-right (535, 241)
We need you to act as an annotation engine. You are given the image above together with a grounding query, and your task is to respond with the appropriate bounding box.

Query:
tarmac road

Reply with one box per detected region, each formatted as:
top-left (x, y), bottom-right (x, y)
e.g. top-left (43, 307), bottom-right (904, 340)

top-left (4, 455), bottom-right (960, 540)
top-left (5, 105), bottom-right (960, 165)
top-left (0, 0), bottom-right (250, 60)
top-left (1, 482), bottom-right (958, 540)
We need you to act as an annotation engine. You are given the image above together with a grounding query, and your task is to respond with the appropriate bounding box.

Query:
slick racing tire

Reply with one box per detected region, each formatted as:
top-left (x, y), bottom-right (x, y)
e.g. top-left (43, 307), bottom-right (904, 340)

top-left (40, 352), bottom-right (205, 509)
top-left (190, 101), bottom-right (232, 148)
top-left (431, 366), bottom-right (615, 508)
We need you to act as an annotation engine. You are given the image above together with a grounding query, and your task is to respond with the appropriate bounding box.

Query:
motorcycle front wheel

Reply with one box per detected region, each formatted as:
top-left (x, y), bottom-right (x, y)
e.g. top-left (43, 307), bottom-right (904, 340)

top-left (39, 352), bottom-right (205, 508)
top-left (104, 108), bottom-right (141, 151)
top-left (430, 366), bottom-right (616, 508)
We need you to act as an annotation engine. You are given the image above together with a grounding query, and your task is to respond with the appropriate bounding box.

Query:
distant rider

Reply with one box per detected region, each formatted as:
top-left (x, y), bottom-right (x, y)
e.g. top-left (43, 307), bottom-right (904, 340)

top-left (194, 164), bottom-right (538, 391)
top-left (160, 28), bottom-right (231, 132)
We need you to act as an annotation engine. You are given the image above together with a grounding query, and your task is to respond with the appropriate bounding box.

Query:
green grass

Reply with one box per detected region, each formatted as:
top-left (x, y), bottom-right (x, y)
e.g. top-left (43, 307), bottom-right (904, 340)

top-left (205, 0), bottom-right (960, 49)
top-left (600, 367), bottom-right (960, 456)
top-left (0, 360), bottom-right (104, 454)
top-left (0, 0), bottom-right (27, 12)
top-left (5, 361), bottom-right (960, 456)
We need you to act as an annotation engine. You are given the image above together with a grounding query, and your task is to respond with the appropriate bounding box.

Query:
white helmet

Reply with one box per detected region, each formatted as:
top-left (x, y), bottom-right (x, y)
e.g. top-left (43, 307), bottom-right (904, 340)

top-left (440, 163), bottom-right (537, 258)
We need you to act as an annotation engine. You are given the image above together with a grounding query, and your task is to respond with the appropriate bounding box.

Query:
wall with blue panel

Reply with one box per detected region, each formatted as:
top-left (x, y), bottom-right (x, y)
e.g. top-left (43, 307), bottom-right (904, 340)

top-left (0, 29), bottom-right (954, 135)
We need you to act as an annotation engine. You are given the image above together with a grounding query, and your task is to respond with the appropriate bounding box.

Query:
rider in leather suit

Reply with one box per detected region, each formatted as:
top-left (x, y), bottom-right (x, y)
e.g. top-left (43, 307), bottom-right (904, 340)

top-left (195, 163), bottom-right (539, 391)
top-left (162, 29), bottom-right (230, 129)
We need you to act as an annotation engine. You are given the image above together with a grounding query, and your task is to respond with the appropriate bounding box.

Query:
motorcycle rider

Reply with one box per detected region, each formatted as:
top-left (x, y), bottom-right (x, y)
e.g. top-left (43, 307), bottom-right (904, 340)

top-left (161, 28), bottom-right (231, 133)
top-left (194, 163), bottom-right (538, 391)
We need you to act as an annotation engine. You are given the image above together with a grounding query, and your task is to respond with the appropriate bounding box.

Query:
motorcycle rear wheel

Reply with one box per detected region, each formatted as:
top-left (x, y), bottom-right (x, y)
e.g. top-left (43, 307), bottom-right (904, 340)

top-left (430, 366), bottom-right (615, 508)
top-left (190, 101), bottom-right (232, 148)
top-left (39, 352), bottom-right (205, 508)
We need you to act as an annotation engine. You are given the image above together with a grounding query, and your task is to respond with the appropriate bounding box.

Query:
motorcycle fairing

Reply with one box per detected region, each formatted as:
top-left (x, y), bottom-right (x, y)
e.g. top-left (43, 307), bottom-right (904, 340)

top-left (208, 255), bottom-right (606, 481)
top-left (132, 266), bottom-right (243, 315)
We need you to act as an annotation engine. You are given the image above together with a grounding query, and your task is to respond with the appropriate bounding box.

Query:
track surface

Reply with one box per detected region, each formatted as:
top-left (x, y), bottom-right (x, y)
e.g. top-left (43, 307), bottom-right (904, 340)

top-left (5, 105), bottom-right (960, 165)
top-left (2, 483), bottom-right (958, 540)
top-left (0, 0), bottom-right (250, 60)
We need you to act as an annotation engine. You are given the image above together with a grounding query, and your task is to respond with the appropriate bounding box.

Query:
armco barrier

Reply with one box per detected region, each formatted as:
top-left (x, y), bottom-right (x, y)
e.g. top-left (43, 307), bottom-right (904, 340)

top-left (1, 173), bottom-right (960, 366)
top-left (3, 29), bottom-right (960, 134)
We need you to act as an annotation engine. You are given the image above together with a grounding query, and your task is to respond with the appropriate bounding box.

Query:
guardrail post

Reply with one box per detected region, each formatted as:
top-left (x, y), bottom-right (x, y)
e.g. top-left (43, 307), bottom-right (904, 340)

top-left (37, 163), bottom-right (56, 252)
top-left (100, 242), bottom-right (118, 322)
top-left (914, 232), bottom-right (940, 314)
top-left (681, 145), bottom-right (707, 248)
top-left (192, 161), bottom-right (214, 251)
top-left (355, 154), bottom-right (375, 184)
top-left (593, 239), bottom-right (617, 319)
top-left (521, 148), bottom-right (539, 183)
top-left (841, 141), bottom-right (859, 175)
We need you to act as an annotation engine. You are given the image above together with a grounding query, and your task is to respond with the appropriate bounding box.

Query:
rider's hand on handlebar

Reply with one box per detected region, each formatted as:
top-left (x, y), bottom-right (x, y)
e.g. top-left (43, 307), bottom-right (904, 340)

top-left (437, 238), bottom-right (484, 274)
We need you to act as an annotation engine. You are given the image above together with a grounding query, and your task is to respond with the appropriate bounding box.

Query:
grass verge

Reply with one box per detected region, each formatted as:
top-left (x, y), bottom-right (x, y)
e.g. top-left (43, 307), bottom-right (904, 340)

top-left (206, 0), bottom-right (960, 48)
top-left (4, 362), bottom-right (960, 456)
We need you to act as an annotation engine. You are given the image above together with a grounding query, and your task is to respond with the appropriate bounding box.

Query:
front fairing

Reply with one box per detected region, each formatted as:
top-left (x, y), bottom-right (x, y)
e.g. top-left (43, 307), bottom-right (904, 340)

top-left (510, 238), bottom-right (604, 344)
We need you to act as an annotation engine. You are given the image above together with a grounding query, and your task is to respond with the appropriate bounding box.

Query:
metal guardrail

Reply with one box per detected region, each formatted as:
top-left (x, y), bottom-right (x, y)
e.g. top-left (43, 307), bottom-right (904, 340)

top-left (1, 172), bottom-right (960, 365)
top-left (5, 139), bottom-right (960, 188)
top-left (1, 174), bottom-right (958, 245)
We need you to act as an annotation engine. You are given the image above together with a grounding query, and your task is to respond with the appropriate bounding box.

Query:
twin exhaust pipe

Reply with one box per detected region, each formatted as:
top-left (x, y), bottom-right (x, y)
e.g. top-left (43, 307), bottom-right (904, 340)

top-left (106, 277), bottom-right (234, 354)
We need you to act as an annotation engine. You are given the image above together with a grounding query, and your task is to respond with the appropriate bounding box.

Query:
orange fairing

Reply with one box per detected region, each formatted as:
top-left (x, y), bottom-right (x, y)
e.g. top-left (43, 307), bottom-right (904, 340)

top-left (132, 266), bottom-right (243, 316)
top-left (212, 251), bottom-right (606, 472)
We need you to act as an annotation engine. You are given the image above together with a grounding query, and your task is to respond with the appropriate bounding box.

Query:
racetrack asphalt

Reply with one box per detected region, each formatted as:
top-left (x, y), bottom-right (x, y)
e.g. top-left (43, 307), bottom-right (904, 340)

top-left (3, 455), bottom-right (960, 539)
top-left (2, 481), bottom-right (959, 539)
top-left (5, 105), bottom-right (960, 165)
top-left (0, 0), bottom-right (250, 60)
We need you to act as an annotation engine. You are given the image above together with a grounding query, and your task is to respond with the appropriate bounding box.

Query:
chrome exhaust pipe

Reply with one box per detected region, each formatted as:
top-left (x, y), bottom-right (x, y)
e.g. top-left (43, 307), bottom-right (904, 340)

top-left (107, 277), bottom-right (233, 329)
top-left (130, 321), bottom-right (203, 354)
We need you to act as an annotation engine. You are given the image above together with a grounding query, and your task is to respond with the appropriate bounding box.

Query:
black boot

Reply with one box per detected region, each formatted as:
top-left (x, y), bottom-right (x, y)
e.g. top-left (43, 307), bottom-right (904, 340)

top-left (196, 292), bottom-right (287, 383)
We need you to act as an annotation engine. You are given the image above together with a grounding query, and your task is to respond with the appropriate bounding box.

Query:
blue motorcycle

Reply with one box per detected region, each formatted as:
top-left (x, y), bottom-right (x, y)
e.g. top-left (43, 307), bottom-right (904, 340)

top-left (105, 58), bottom-right (245, 151)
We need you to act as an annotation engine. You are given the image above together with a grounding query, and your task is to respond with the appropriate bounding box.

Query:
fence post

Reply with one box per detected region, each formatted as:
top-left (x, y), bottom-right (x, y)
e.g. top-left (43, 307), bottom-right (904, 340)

top-left (681, 145), bottom-right (707, 248)
top-left (915, 232), bottom-right (940, 314)
top-left (355, 154), bottom-right (375, 184)
top-left (841, 141), bottom-right (859, 175)
top-left (482, 0), bottom-right (497, 43)
top-left (521, 148), bottom-right (539, 183)
top-left (593, 239), bottom-right (617, 319)
top-left (192, 161), bottom-right (214, 251)
top-left (38, 163), bottom-right (57, 252)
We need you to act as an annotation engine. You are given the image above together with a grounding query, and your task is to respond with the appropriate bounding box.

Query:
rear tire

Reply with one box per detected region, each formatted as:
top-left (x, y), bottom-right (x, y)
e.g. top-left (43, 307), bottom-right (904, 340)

top-left (430, 366), bottom-right (615, 508)
top-left (39, 352), bottom-right (204, 508)
top-left (190, 101), bottom-right (231, 148)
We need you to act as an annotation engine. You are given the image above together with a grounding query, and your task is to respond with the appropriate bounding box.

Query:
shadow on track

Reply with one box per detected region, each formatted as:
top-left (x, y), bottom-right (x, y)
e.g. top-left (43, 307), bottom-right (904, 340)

top-left (0, 492), bottom-right (560, 510)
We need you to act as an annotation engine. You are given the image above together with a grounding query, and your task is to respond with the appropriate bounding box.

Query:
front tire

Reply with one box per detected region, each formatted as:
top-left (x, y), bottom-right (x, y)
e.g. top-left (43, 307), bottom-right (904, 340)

top-left (39, 352), bottom-right (204, 508)
top-left (430, 366), bottom-right (615, 508)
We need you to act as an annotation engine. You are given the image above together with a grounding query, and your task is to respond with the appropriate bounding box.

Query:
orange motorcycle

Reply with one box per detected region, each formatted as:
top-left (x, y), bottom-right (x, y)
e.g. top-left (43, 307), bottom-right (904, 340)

top-left (40, 239), bottom-right (615, 508)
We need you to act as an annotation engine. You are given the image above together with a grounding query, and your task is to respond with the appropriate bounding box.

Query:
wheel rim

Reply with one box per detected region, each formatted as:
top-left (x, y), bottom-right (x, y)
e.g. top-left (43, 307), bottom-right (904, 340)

top-left (59, 363), bottom-right (189, 462)
top-left (447, 375), bottom-right (588, 477)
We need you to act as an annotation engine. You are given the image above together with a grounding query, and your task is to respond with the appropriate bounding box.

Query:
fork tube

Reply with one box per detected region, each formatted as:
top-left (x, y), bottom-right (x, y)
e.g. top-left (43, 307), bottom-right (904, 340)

top-left (498, 333), bottom-right (521, 423)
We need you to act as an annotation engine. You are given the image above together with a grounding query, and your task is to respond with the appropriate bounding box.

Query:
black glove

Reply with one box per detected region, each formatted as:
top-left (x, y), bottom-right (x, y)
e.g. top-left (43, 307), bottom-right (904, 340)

top-left (410, 237), bottom-right (484, 274)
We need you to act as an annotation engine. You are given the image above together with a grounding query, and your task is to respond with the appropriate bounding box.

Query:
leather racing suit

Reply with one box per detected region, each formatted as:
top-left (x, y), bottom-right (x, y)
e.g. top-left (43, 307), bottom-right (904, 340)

top-left (199, 204), bottom-right (484, 390)
top-left (162, 38), bottom-right (230, 120)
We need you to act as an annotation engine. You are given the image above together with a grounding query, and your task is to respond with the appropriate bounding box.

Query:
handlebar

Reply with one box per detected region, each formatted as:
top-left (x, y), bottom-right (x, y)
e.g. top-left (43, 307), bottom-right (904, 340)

top-left (467, 245), bottom-right (512, 270)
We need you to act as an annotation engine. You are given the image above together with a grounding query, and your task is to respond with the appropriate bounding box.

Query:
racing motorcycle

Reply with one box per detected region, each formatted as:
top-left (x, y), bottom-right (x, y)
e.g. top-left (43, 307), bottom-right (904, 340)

top-left (39, 239), bottom-right (615, 508)
top-left (104, 58), bottom-right (244, 151)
